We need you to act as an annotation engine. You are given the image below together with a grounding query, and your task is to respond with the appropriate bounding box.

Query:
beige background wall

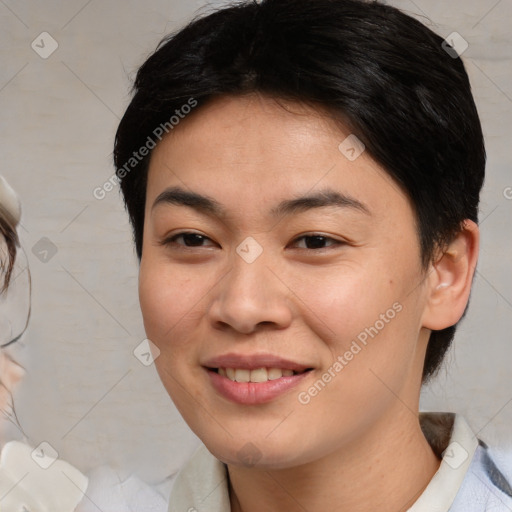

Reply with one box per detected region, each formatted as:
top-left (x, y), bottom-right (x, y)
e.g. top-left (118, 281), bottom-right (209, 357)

top-left (1, 0), bottom-right (511, 483)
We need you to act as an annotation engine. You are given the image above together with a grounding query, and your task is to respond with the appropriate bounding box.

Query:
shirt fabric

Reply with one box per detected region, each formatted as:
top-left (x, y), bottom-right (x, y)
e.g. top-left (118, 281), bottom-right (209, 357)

top-left (167, 412), bottom-right (512, 512)
top-left (75, 465), bottom-right (171, 512)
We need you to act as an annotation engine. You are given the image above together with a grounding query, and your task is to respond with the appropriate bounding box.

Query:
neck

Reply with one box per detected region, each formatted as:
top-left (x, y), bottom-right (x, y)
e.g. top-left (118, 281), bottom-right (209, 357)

top-left (228, 408), bottom-right (441, 512)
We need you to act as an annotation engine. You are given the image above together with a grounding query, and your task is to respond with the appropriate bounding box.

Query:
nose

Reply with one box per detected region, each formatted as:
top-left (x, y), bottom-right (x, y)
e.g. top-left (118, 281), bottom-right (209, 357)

top-left (207, 250), bottom-right (293, 335)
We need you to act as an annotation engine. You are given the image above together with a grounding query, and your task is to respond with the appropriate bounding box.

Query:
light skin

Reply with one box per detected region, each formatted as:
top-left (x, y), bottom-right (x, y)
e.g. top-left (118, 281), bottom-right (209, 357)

top-left (0, 239), bottom-right (25, 436)
top-left (138, 93), bottom-right (479, 512)
top-left (0, 350), bottom-right (24, 435)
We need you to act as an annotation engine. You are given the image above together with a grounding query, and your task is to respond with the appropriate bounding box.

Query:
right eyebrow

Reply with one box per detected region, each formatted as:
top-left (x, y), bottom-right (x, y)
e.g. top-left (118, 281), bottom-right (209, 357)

top-left (151, 186), bottom-right (227, 217)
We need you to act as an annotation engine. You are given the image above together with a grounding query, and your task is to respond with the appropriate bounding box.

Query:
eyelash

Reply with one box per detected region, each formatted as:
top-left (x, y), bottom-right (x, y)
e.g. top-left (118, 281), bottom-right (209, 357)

top-left (160, 231), bottom-right (345, 251)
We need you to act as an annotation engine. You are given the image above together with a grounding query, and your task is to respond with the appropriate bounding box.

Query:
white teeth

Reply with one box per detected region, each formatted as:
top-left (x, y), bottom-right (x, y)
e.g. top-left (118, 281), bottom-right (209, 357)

top-left (218, 367), bottom-right (300, 382)
top-left (234, 369), bottom-right (250, 382)
top-left (250, 368), bottom-right (268, 383)
top-left (267, 368), bottom-right (283, 380)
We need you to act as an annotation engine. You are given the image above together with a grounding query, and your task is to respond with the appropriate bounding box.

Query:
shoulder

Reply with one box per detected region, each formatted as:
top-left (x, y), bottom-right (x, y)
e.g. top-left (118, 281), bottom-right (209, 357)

top-left (451, 441), bottom-right (512, 511)
top-left (416, 412), bottom-right (512, 512)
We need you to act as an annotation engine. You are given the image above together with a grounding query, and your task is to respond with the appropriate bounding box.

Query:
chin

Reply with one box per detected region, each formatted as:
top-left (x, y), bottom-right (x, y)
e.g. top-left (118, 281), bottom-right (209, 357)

top-left (201, 431), bottom-right (317, 470)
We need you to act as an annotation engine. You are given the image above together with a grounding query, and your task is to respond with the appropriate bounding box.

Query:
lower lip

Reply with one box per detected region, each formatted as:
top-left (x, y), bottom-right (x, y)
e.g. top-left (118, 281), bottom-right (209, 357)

top-left (206, 369), bottom-right (311, 405)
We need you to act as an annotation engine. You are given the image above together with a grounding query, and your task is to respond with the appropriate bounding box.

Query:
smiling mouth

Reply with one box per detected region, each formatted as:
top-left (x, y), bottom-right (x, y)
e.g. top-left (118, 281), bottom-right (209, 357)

top-left (209, 367), bottom-right (313, 383)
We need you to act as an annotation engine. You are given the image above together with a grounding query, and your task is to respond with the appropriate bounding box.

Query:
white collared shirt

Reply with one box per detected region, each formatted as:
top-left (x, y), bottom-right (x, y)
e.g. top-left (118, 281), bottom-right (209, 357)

top-left (167, 412), bottom-right (512, 512)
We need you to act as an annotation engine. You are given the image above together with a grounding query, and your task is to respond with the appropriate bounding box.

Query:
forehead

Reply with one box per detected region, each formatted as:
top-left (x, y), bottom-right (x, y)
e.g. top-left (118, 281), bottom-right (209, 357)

top-left (151, 93), bottom-right (350, 168)
top-left (146, 93), bottom-right (411, 224)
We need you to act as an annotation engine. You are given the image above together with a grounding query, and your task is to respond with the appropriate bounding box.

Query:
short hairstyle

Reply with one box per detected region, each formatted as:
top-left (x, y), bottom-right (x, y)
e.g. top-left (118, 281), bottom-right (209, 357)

top-left (113, 0), bottom-right (485, 384)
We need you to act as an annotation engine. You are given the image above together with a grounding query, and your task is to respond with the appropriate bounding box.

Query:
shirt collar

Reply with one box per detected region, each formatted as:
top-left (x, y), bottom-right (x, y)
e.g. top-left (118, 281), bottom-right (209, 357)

top-left (168, 440), bottom-right (230, 511)
top-left (408, 412), bottom-right (479, 511)
top-left (168, 412), bottom-right (479, 512)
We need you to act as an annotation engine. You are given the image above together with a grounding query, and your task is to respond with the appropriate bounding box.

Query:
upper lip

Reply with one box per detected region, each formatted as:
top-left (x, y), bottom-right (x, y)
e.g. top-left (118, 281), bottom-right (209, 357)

top-left (202, 353), bottom-right (313, 372)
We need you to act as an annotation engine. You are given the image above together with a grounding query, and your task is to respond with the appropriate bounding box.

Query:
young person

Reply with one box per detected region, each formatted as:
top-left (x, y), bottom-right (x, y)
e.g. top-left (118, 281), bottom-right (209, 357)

top-left (113, 0), bottom-right (512, 510)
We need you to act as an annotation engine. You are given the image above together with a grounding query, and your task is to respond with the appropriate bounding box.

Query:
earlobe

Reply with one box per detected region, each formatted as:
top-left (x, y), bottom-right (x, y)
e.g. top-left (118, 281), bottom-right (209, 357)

top-left (421, 220), bottom-right (480, 330)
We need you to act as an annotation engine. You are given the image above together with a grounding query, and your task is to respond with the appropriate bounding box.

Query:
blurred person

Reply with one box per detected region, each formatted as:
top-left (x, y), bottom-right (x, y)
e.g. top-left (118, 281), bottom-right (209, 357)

top-left (0, 176), bottom-right (167, 512)
top-left (0, 175), bottom-right (88, 512)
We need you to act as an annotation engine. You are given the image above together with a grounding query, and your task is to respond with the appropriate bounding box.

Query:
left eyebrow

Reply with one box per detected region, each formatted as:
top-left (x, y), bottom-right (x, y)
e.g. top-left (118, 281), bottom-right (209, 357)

top-left (269, 188), bottom-right (371, 217)
top-left (151, 186), bottom-right (371, 219)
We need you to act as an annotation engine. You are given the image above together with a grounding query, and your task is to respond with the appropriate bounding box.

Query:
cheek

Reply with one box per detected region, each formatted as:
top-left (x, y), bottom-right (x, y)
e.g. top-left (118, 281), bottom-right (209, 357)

top-left (288, 263), bottom-right (396, 340)
top-left (138, 256), bottom-right (217, 363)
top-left (138, 259), bottom-right (193, 345)
top-left (138, 260), bottom-right (202, 404)
top-left (288, 270), bottom-right (421, 439)
top-left (138, 267), bottom-right (169, 340)
top-left (288, 259), bottom-right (422, 379)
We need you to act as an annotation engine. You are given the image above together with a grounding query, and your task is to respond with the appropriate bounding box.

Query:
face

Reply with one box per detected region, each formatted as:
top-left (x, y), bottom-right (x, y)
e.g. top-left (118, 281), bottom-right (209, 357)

top-left (139, 93), bottom-right (432, 468)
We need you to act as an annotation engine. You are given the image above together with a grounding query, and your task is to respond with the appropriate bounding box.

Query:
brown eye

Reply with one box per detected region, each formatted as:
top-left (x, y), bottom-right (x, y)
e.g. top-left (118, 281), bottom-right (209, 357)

top-left (162, 232), bottom-right (216, 248)
top-left (292, 234), bottom-right (342, 250)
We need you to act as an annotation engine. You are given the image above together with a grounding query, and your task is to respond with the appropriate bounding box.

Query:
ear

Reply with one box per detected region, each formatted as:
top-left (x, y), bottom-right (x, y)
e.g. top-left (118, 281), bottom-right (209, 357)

top-left (421, 220), bottom-right (479, 330)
